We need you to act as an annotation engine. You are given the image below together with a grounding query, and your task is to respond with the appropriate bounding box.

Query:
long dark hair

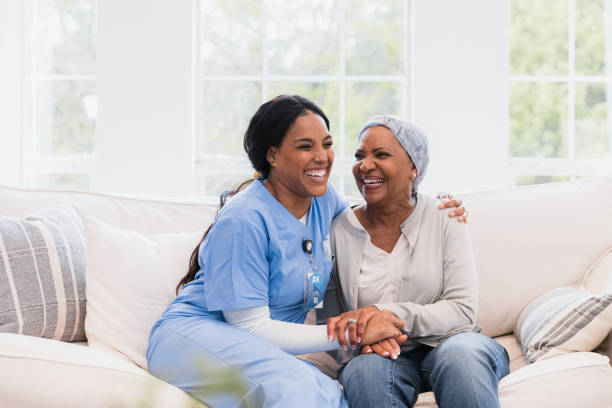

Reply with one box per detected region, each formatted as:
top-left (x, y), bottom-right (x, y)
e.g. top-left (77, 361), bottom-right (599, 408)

top-left (176, 95), bottom-right (330, 293)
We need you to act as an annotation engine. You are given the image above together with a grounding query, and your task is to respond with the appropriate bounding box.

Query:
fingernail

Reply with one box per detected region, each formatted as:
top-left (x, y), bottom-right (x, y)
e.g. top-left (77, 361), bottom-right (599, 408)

top-left (384, 352), bottom-right (389, 356)
top-left (328, 335), bottom-right (333, 342)
top-left (357, 337), bottom-right (361, 343)
top-left (344, 346), bottom-right (348, 351)
top-left (366, 349), bottom-right (372, 353)
top-left (392, 354), bottom-right (397, 360)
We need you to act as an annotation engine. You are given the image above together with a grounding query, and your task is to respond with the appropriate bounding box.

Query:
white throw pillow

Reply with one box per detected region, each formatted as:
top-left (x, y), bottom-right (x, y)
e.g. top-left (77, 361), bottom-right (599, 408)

top-left (84, 216), bottom-right (205, 368)
top-left (515, 287), bottom-right (612, 363)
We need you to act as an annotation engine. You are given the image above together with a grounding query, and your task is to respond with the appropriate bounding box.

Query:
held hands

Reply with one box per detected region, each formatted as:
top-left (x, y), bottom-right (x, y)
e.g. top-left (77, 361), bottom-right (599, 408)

top-left (360, 310), bottom-right (406, 345)
top-left (437, 192), bottom-right (468, 224)
top-left (327, 306), bottom-right (406, 351)
top-left (361, 336), bottom-right (408, 360)
top-left (327, 305), bottom-right (379, 350)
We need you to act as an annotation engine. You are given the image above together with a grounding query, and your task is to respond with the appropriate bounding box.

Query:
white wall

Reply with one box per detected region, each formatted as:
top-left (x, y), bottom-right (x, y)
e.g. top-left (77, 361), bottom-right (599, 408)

top-left (95, 0), bottom-right (195, 196)
top-left (414, 1), bottom-right (510, 194)
top-left (0, 0), bottom-right (23, 187)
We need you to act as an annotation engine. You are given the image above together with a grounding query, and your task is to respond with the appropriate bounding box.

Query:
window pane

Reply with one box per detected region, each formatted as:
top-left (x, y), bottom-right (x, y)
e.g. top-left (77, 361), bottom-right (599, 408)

top-left (36, 80), bottom-right (96, 155)
top-left (202, 0), bottom-right (262, 75)
top-left (266, 81), bottom-right (339, 138)
top-left (575, 82), bottom-right (610, 158)
top-left (36, 0), bottom-right (96, 75)
top-left (345, 0), bottom-right (404, 75)
top-left (266, 0), bottom-right (340, 75)
top-left (342, 173), bottom-right (361, 199)
top-left (31, 173), bottom-right (90, 190)
top-left (510, 82), bottom-right (568, 157)
top-left (344, 81), bottom-right (404, 155)
top-left (201, 81), bottom-right (262, 156)
top-left (49, 173), bottom-right (89, 190)
top-left (575, 0), bottom-right (606, 76)
top-left (514, 175), bottom-right (570, 186)
top-left (510, 0), bottom-right (568, 75)
top-left (327, 172), bottom-right (360, 198)
top-left (195, 171), bottom-right (253, 197)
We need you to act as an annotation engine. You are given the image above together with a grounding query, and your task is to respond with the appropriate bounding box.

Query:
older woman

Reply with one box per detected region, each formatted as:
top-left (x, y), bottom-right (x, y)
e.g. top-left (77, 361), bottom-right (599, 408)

top-left (323, 115), bottom-right (510, 408)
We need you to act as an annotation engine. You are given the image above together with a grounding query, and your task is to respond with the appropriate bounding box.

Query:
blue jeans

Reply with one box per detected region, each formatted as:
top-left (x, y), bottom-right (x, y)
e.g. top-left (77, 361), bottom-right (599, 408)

top-left (339, 332), bottom-right (509, 408)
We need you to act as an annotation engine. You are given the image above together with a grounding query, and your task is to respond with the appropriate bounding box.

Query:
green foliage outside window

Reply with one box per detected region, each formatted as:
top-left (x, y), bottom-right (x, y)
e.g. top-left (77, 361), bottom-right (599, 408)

top-left (510, 0), bottom-right (610, 164)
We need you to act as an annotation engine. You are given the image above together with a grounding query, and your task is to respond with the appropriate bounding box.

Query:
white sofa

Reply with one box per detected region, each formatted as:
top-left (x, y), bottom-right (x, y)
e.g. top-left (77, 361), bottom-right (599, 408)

top-left (1, 177), bottom-right (611, 408)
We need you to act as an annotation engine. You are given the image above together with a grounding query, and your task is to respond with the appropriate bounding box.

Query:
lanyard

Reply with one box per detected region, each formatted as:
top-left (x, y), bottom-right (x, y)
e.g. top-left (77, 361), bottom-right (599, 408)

top-left (302, 239), bottom-right (323, 309)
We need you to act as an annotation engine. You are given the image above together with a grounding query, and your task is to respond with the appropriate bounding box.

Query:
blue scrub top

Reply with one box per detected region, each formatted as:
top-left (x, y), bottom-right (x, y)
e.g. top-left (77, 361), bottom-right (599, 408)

top-left (161, 179), bottom-right (347, 324)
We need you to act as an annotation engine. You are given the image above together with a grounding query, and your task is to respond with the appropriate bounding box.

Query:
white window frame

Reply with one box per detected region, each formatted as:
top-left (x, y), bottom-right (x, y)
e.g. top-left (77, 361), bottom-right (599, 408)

top-left (195, 0), bottom-right (414, 196)
top-left (22, 0), bottom-right (97, 190)
top-left (508, 0), bottom-right (612, 184)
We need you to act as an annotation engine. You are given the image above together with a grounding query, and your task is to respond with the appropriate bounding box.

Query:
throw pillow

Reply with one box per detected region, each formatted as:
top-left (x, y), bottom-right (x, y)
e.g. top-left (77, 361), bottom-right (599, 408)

top-left (0, 205), bottom-right (87, 341)
top-left (515, 286), bottom-right (612, 363)
top-left (84, 216), bottom-right (204, 368)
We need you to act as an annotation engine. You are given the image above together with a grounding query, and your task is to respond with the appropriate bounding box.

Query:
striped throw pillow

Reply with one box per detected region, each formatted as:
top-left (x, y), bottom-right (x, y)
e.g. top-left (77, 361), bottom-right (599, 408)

top-left (515, 287), bottom-right (612, 363)
top-left (0, 205), bottom-right (87, 341)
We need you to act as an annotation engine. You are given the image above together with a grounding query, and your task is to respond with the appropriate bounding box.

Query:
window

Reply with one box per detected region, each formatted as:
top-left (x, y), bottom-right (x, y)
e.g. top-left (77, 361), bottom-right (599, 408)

top-left (510, 0), bottom-right (612, 186)
top-left (23, 0), bottom-right (97, 190)
top-left (196, 0), bottom-right (411, 197)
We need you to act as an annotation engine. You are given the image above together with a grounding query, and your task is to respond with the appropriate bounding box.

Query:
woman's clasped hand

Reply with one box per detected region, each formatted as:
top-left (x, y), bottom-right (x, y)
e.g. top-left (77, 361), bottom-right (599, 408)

top-left (326, 305), bottom-right (407, 354)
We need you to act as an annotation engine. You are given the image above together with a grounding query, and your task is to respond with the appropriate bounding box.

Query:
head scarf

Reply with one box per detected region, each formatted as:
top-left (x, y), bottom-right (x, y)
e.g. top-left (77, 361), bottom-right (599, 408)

top-left (359, 114), bottom-right (429, 194)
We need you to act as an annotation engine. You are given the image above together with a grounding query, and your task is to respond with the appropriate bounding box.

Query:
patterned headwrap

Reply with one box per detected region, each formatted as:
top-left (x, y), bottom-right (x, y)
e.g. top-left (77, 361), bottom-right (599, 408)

top-left (359, 114), bottom-right (429, 194)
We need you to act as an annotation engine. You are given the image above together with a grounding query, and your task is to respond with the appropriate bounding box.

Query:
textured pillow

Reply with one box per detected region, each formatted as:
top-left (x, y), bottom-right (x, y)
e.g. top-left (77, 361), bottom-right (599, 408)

top-left (84, 216), bottom-right (204, 368)
top-left (0, 205), bottom-right (87, 341)
top-left (515, 287), bottom-right (612, 363)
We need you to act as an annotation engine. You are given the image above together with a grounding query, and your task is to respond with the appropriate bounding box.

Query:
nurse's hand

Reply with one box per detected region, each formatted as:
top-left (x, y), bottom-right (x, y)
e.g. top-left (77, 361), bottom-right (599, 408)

top-left (360, 310), bottom-right (405, 346)
top-left (437, 192), bottom-right (468, 224)
top-left (327, 305), bottom-right (379, 350)
top-left (361, 336), bottom-right (407, 360)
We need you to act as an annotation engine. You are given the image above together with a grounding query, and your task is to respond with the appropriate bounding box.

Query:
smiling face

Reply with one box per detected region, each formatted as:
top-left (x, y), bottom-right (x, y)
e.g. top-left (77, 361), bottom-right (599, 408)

top-left (353, 125), bottom-right (417, 206)
top-left (267, 112), bottom-right (334, 201)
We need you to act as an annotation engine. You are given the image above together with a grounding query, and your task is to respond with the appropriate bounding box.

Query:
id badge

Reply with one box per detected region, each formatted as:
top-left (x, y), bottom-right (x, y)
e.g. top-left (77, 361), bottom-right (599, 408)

top-left (304, 263), bottom-right (324, 309)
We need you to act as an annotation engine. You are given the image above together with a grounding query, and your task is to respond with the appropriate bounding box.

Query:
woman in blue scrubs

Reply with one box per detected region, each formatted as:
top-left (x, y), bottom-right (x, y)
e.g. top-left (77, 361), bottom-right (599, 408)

top-left (146, 95), bottom-right (465, 407)
top-left (147, 95), bottom-right (362, 407)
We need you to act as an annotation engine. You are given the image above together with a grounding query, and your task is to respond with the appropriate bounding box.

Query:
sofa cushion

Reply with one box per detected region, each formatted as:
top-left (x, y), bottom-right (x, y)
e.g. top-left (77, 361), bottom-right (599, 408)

top-left (0, 333), bottom-right (205, 408)
top-left (582, 247), bottom-right (612, 295)
top-left (84, 216), bottom-right (203, 368)
top-left (581, 247), bottom-right (612, 361)
top-left (0, 206), bottom-right (86, 341)
top-left (415, 352), bottom-right (612, 407)
top-left (0, 184), bottom-right (217, 235)
top-left (494, 334), bottom-right (528, 373)
top-left (460, 176), bottom-right (612, 337)
top-left (515, 287), bottom-right (612, 362)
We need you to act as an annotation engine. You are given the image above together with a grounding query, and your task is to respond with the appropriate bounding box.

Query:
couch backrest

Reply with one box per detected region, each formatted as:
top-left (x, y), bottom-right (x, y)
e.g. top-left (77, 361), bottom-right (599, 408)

top-left (0, 186), bottom-right (217, 235)
top-left (3, 177), bottom-right (611, 337)
top-left (458, 176), bottom-right (612, 337)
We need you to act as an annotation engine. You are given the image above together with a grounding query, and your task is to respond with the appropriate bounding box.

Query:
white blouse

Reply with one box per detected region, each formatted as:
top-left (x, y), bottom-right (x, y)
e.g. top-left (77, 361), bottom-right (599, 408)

top-left (345, 210), bottom-right (412, 309)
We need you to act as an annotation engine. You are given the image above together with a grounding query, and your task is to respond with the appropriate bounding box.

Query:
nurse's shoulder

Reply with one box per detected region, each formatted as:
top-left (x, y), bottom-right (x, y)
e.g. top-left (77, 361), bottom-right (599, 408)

top-left (212, 179), bottom-right (272, 231)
